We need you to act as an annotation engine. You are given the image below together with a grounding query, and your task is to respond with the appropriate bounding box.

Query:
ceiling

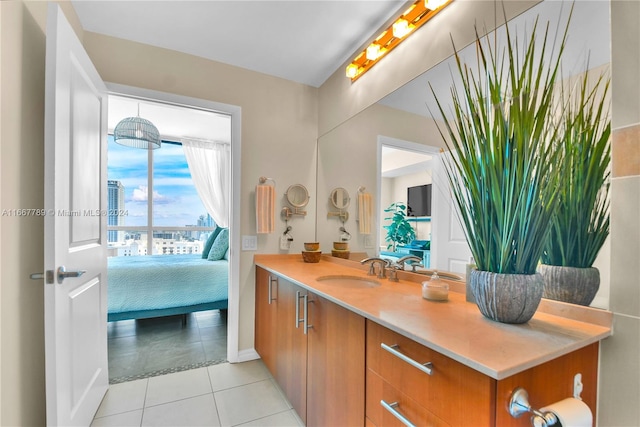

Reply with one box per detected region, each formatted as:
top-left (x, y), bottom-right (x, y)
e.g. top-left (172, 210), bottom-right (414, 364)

top-left (72, 0), bottom-right (408, 88)
top-left (84, 0), bottom-right (610, 145)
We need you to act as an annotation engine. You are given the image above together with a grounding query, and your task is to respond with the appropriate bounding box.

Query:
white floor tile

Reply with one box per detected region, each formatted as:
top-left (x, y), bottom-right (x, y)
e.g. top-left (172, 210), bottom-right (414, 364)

top-left (207, 360), bottom-right (271, 392)
top-left (95, 379), bottom-right (148, 417)
top-left (145, 367), bottom-right (212, 407)
top-left (236, 409), bottom-right (304, 427)
top-left (214, 379), bottom-right (290, 427)
top-left (141, 394), bottom-right (220, 427)
top-left (91, 410), bottom-right (143, 427)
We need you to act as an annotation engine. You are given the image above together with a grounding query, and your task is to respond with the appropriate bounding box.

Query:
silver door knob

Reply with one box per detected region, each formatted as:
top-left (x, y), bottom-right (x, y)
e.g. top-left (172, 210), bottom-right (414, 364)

top-left (57, 266), bottom-right (86, 284)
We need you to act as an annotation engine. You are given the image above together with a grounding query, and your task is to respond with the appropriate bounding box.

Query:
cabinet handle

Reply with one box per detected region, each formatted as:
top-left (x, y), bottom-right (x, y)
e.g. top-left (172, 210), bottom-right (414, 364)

top-left (303, 293), bottom-right (313, 334)
top-left (296, 290), bottom-right (303, 329)
top-left (268, 276), bottom-right (277, 304)
top-left (295, 291), bottom-right (313, 334)
top-left (381, 343), bottom-right (433, 376)
top-left (380, 400), bottom-right (416, 427)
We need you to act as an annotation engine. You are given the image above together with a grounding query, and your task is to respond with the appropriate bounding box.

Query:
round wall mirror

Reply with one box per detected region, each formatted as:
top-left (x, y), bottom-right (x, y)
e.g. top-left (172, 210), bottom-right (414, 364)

top-left (330, 187), bottom-right (350, 210)
top-left (286, 184), bottom-right (309, 208)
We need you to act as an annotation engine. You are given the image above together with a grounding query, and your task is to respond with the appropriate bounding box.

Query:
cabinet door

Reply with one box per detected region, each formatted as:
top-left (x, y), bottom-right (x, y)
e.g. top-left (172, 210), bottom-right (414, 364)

top-left (255, 267), bottom-right (278, 375)
top-left (307, 293), bottom-right (366, 426)
top-left (274, 278), bottom-right (308, 423)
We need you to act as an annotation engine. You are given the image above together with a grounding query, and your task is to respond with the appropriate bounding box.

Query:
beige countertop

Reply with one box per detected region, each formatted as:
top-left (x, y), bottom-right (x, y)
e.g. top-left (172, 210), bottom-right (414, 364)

top-left (254, 254), bottom-right (612, 380)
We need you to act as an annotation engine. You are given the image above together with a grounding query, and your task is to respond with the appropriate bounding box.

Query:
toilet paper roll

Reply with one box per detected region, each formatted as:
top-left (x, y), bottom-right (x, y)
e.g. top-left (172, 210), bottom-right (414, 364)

top-left (541, 398), bottom-right (593, 427)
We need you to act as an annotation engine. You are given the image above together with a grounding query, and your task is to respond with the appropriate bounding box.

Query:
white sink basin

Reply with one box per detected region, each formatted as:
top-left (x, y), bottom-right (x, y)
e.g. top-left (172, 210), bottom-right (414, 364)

top-left (316, 275), bottom-right (381, 288)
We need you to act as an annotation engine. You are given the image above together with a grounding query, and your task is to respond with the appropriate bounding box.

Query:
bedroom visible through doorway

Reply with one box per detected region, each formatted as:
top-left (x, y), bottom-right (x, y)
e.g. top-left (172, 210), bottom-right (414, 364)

top-left (106, 95), bottom-right (232, 382)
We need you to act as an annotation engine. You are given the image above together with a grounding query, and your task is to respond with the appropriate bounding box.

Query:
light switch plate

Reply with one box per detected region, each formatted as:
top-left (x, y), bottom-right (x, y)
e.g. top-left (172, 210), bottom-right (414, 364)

top-left (242, 235), bottom-right (258, 251)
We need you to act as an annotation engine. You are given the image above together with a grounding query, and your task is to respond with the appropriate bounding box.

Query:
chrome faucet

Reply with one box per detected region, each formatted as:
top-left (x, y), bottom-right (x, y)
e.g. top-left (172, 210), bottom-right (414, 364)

top-left (360, 257), bottom-right (390, 279)
top-left (395, 255), bottom-right (423, 271)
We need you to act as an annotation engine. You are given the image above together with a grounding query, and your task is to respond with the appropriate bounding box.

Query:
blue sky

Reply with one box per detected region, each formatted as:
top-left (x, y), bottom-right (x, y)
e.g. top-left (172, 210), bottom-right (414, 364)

top-left (107, 136), bottom-right (209, 227)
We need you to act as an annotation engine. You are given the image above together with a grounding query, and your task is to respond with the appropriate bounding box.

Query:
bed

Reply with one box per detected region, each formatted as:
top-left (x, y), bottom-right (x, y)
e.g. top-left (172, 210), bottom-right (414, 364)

top-left (107, 254), bottom-right (228, 322)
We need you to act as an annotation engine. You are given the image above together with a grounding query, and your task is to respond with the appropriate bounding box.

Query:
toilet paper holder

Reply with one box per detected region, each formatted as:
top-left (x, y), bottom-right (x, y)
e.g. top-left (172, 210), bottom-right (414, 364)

top-left (509, 387), bottom-right (559, 427)
top-left (509, 373), bottom-right (586, 426)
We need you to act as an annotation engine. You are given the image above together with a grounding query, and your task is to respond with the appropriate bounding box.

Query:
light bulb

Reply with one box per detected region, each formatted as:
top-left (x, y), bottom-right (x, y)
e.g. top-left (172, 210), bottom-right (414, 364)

top-left (425, 0), bottom-right (447, 10)
top-left (346, 63), bottom-right (359, 79)
top-left (392, 19), bottom-right (411, 38)
top-left (366, 44), bottom-right (381, 61)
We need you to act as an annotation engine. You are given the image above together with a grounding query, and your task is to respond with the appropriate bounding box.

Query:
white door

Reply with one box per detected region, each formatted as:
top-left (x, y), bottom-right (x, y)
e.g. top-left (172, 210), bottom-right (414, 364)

top-left (44, 4), bottom-right (109, 425)
top-left (430, 152), bottom-right (472, 274)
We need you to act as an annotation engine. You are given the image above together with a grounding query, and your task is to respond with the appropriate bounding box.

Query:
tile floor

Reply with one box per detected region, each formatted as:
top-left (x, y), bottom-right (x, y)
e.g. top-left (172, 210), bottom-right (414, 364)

top-left (92, 359), bottom-right (304, 427)
top-left (108, 310), bottom-right (228, 383)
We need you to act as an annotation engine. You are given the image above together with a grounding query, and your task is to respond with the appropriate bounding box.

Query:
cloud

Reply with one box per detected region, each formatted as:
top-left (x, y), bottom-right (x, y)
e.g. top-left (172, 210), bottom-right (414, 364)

top-left (129, 186), bottom-right (171, 204)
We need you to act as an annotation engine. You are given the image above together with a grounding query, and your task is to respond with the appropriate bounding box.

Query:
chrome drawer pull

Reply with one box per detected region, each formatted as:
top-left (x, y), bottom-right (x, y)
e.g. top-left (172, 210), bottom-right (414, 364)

top-left (381, 343), bottom-right (433, 376)
top-left (381, 400), bottom-right (416, 427)
top-left (295, 291), bottom-right (313, 333)
top-left (296, 291), bottom-right (302, 328)
top-left (268, 276), bottom-right (277, 304)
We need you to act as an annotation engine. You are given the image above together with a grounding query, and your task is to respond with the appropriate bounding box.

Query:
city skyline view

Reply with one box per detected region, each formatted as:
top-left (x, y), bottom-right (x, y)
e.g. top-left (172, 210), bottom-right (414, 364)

top-left (107, 135), bottom-right (211, 228)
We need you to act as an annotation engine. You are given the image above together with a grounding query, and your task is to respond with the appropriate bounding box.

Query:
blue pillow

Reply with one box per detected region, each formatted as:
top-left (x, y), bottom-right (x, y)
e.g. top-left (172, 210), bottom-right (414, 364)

top-left (202, 227), bottom-right (222, 259)
top-left (208, 228), bottom-right (229, 261)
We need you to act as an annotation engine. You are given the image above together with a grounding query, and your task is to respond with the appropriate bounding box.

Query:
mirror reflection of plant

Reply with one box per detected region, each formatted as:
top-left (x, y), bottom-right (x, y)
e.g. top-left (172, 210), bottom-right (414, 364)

top-left (383, 202), bottom-right (416, 251)
top-left (431, 14), bottom-right (570, 275)
top-left (542, 71), bottom-right (611, 268)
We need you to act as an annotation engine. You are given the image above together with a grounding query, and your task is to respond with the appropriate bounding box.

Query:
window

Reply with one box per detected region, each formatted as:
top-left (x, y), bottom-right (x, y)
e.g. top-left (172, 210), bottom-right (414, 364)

top-left (107, 136), bottom-right (215, 256)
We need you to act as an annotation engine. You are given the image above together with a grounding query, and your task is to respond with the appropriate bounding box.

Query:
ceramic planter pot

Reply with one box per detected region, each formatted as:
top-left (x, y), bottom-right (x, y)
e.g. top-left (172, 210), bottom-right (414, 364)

top-left (537, 264), bottom-right (600, 306)
top-left (470, 270), bottom-right (544, 324)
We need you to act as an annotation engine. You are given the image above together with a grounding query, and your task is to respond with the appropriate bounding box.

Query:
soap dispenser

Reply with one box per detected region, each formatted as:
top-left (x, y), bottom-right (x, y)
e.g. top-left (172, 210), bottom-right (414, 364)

top-left (422, 271), bottom-right (449, 301)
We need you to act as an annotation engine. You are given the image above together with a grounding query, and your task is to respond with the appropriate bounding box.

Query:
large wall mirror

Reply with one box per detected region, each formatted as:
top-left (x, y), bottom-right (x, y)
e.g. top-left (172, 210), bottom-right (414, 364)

top-left (317, 0), bottom-right (611, 309)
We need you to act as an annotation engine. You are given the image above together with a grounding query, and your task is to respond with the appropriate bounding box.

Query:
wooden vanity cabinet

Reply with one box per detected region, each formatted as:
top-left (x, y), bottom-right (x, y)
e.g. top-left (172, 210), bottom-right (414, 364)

top-left (255, 268), bottom-right (308, 421)
top-left (255, 267), bottom-right (365, 426)
top-left (366, 320), bottom-right (599, 427)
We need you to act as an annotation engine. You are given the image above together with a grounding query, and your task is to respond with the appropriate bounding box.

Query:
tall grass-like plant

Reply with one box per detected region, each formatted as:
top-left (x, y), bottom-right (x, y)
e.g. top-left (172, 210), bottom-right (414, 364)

top-left (431, 15), bottom-right (570, 275)
top-left (542, 72), bottom-right (611, 268)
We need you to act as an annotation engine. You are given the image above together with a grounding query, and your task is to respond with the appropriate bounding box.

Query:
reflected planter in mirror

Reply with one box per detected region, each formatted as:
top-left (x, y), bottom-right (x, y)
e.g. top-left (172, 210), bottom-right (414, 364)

top-left (537, 265), bottom-right (600, 306)
top-left (470, 270), bottom-right (543, 324)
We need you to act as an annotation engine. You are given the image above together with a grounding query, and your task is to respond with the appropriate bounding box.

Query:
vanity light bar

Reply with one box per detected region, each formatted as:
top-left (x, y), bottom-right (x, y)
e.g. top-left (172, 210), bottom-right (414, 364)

top-left (346, 0), bottom-right (452, 81)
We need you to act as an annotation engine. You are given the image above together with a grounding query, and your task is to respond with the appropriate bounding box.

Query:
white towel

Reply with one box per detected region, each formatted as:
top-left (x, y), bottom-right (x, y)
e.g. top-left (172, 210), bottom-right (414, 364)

top-left (256, 185), bottom-right (275, 234)
top-left (358, 192), bottom-right (372, 235)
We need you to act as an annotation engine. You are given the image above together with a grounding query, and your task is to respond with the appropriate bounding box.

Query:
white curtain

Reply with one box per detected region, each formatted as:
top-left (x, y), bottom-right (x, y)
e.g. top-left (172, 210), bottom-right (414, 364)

top-left (182, 139), bottom-right (230, 228)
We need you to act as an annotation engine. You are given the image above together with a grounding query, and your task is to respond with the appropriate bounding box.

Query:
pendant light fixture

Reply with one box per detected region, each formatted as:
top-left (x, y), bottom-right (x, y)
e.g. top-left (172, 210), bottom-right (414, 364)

top-left (113, 103), bottom-right (161, 149)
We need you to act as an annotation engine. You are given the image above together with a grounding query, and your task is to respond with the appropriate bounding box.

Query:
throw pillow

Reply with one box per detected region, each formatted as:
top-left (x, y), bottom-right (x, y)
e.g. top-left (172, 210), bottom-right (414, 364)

top-left (201, 227), bottom-right (222, 259)
top-left (207, 228), bottom-right (229, 261)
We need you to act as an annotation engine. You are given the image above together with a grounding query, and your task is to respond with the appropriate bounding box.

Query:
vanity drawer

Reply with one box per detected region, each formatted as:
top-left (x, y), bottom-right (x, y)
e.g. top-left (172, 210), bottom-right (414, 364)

top-left (367, 368), bottom-right (450, 427)
top-left (366, 320), bottom-right (495, 425)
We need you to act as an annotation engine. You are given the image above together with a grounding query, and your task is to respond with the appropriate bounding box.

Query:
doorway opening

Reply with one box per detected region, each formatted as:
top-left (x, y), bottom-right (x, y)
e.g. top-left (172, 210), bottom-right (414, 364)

top-left (105, 86), bottom-right (241, 382)
top-left (377, 136), bottom-right (440, 269)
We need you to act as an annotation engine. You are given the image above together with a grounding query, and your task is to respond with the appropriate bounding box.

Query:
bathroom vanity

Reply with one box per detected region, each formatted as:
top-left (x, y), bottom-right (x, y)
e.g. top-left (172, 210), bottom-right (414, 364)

top-left (254, 254), bottom-right (612, 426)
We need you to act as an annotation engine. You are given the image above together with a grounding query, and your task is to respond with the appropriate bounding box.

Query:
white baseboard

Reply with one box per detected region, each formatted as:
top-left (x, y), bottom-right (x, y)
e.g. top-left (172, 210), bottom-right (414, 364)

top-left (232, 348), bottom-right (260, 363)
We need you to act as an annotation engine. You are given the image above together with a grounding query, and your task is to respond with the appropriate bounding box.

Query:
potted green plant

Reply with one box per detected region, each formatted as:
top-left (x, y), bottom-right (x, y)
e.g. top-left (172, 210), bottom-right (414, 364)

top-left (431, 16), bottom-right (569, 323)
top-left (538, 71), bottom-right (611, 306)
top-left (383, 202), bottom-right (416, 252)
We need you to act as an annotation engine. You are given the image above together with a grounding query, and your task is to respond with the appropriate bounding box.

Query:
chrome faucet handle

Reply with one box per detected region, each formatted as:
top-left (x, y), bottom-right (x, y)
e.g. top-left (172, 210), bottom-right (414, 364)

top-left (410, 263), bottom-right (424, 272)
